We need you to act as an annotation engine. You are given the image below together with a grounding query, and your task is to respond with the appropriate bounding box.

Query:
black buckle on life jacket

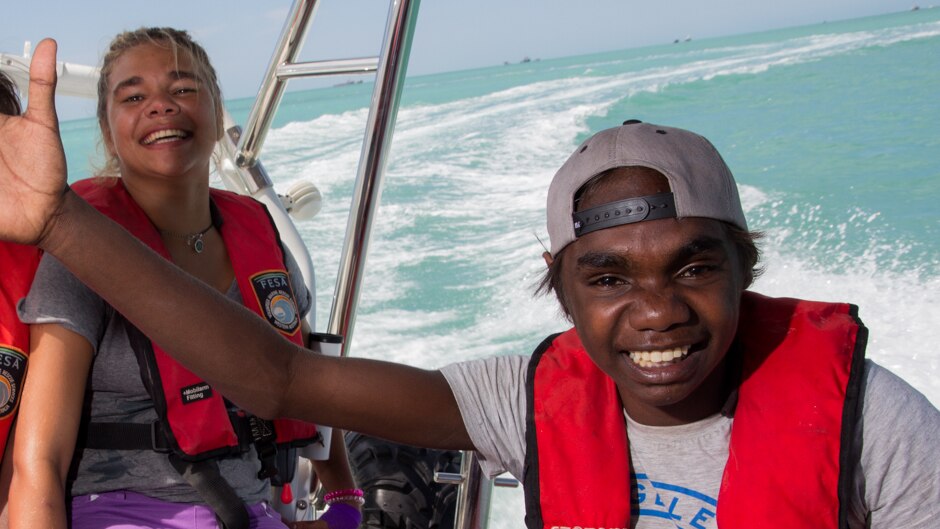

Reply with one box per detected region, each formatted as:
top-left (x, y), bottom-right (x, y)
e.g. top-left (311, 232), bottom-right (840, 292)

top-left (150, 420), bottom-right (172, 453)
top-left (247, 416), bottom-right (280, 480)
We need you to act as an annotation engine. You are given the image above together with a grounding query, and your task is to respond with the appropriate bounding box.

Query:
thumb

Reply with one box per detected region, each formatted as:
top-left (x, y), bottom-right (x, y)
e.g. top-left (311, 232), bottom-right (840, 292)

top-left (26, 38), bottom-right (60, 129)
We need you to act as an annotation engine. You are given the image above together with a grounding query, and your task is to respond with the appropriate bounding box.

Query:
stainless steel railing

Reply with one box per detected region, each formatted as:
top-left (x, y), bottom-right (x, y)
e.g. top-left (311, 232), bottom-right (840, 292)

top-left (217, 2), bottom-right (512, 527)
top-left (221, 0), bottom-right (420, 354)
top-left (325, 0), bottom-right (419, 347)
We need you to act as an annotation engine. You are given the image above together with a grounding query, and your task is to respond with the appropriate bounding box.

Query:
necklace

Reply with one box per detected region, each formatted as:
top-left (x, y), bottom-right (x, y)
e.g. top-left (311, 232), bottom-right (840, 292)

top-left (159, 222), bottom-right (213, 254)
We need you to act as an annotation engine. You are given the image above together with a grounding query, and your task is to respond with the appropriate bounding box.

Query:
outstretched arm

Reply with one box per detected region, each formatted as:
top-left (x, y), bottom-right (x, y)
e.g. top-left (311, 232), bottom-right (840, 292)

top-left (0, 40), bottom-right (472, 450)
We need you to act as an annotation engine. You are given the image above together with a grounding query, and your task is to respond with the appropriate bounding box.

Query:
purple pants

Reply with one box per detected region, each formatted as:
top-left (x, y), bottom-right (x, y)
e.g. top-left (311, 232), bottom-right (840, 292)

top-left (70, 491), bottom-right (288, 529)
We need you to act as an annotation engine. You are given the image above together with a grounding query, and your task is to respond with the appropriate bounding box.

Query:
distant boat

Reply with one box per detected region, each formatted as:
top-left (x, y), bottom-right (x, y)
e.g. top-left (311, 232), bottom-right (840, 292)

top-left (505, 57), bottom-right (536, 65)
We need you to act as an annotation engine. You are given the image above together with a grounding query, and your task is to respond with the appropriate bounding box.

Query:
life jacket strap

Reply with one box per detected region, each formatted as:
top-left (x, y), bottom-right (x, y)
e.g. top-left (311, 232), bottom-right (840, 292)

top-left (245, 414), bottom-right (279, 480)
top-left (78, 420), bottom-right (172, 453)
top-left (78, 413), bottom-right (263, 455)
top-left (169, 454), bottom-right (250, 529)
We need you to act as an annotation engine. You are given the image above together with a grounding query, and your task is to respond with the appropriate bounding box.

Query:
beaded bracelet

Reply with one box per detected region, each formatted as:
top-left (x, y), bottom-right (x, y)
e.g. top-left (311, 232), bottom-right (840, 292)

top-left (325, 494), bottom-right (366, 506)
top-left (323, 488), bottom-right (364, 504)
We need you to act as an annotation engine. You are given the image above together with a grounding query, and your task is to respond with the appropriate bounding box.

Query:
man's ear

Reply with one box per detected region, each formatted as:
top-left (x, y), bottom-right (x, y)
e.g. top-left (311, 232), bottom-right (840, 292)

top-left (542, 251), bottom-right (553, 268)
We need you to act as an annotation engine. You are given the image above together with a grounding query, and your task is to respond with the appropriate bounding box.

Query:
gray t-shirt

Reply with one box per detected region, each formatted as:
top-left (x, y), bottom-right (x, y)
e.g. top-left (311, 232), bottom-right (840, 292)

top-left (441, 355), bottom-right (940, 529)
top-left (18, 249), bottom-right (312, 504)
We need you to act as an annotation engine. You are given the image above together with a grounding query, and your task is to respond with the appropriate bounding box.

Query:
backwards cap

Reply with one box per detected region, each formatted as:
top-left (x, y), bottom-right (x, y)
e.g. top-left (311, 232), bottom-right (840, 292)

top-left (546, 120), bottom-right (747, 256)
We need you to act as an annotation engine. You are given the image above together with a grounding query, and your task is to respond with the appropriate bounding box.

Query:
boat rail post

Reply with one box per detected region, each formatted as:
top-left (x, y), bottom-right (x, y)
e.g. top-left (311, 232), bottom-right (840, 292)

top-left (323, 2), bottom-right (499, 526)
top-left (441, 451), bottom-right (493, 529)
top-left (219, 0), bottom-right (323, 339)
top-left (325, 0), bottom-right (420, 350)
top-left (235, 0), bottom-right (320, 169)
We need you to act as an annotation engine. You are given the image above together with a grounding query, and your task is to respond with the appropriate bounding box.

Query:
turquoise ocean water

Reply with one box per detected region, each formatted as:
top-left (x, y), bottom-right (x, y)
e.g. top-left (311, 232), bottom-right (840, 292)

top-left (60, 9), bottom-right (939, 524)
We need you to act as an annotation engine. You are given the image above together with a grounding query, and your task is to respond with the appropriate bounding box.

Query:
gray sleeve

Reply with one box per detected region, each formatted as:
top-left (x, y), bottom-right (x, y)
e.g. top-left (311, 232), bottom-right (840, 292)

top-left (17, 253), bottom-right (107, 353)
top-left (853, 360), bottom-right (940, 528)
top-left (282, 245), bottom-right (313, 320)
top-left (440, 354), bottom-right (530, 480)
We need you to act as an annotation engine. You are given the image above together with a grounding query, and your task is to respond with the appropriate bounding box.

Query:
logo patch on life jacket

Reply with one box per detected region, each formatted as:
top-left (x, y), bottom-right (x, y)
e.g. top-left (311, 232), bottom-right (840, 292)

top-left (181, 382), bottom-right (213, 404)
top-left (250, 271), bottom-right (300, 335)
top-left (0, 345), bottom-right (27, 418)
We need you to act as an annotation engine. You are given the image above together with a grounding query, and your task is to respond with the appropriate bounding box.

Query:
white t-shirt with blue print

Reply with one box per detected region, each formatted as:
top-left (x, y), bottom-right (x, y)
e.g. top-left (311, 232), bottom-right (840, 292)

top-left (626, 413), bottom-right (728, 528)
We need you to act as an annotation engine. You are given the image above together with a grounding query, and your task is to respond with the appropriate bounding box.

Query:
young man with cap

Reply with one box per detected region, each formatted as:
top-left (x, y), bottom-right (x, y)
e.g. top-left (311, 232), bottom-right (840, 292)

top-left (438, 120), bottom-right (939, 528)
top-left (0, 40), bottom-right (938, 529)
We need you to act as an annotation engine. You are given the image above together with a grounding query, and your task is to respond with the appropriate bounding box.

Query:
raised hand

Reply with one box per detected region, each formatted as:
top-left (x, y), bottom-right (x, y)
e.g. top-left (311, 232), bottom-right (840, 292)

top-left (0, 39), bottom-right (68, 246)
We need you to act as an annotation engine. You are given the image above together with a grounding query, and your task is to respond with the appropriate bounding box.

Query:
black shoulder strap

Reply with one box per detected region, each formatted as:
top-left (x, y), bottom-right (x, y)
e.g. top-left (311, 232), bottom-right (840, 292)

top-left (75, 315), bottom-right (172, 453)
top-left (838, 304), bottom-right (868, 529)
top-left (522, 332), bottom-right (562, 529)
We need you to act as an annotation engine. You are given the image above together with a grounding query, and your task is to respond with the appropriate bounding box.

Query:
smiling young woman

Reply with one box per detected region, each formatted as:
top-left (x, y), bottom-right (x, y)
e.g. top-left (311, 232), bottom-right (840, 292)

top-left (9, 28), bottom-right (359, 529)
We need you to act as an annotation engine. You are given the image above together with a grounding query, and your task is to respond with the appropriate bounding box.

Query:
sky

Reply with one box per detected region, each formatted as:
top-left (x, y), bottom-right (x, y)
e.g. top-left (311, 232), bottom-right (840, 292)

top-left (1, 0), bottom-right (925, 120)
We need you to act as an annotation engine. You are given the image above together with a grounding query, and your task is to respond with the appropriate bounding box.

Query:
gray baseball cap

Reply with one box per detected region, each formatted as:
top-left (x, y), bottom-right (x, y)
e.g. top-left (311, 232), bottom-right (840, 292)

top-left (546, 120), bottom-right (747, 256)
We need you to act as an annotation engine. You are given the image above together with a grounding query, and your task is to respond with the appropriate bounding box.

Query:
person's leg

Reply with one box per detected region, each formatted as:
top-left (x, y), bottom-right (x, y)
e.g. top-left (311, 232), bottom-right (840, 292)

top-left (69, 491), bottom-right (290, 529)
top-left (72, 490), bottom-right (194, 529)
top-left (246, 502), bottom-right (289, 529)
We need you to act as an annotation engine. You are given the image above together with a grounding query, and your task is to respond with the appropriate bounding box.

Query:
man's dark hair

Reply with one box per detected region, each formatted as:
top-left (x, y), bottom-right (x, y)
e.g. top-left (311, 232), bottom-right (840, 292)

top-left (0, 72), bottom-right (22, 116)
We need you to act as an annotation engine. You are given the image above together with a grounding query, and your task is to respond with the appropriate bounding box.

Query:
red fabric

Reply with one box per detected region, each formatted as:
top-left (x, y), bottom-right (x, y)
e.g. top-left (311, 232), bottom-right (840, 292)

top-left (0, 241), bottom-right (41, 455)
top-left (73, 178), bottom-right (316, 456)
top-left (529, 292), bottom-right (861, 529)
top-left (718, 293), bottom-right (859, 528)
top-left (532, 328), bottom-right (632, 528)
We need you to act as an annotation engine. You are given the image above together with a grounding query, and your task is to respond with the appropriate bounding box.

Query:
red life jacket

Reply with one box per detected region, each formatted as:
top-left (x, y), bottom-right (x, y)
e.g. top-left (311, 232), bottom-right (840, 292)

top-left (0, 242), bottom-right (41, 457)
top-left (523, 291), bottom-right (867, 529)
top-left (72, 178), bottom-right (318, 459)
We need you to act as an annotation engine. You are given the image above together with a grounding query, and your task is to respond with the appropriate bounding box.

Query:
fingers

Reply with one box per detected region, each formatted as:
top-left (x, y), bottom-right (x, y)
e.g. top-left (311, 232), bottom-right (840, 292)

top-left (26, 39), bottom-right (59, 129)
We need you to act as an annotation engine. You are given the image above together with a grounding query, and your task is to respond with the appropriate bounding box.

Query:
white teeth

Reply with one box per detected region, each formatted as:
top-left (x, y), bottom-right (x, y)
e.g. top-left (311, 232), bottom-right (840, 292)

top-left (628, 346), bottom-right (691, 367)
top-left (142, 129), bottom-right (189, 145)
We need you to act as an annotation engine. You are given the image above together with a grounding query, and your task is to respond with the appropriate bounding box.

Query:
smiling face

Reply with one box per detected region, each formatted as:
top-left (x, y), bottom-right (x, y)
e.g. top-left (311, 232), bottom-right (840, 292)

top-left (556, 167), bottom-right (746, 426)
top-left (100, 42), bottom-right (220, 183)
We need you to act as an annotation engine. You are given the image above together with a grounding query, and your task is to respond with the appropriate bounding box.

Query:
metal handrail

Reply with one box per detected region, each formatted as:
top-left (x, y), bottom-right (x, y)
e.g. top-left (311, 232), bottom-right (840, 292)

top-left (192, 2), bottom-right (497, 526)
top-left (222, 0), bottom-right (420, 355)
top-left (326, 0), bottom-right (420, 347)
top-left (444, 452), bottom-right (493, 529)
top-left (277, 57), bottom-right (377, 79)
top-left (213, 0), bottom-right (419, 478)
top-left (234, 0), bottom-right (320, 170)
